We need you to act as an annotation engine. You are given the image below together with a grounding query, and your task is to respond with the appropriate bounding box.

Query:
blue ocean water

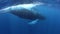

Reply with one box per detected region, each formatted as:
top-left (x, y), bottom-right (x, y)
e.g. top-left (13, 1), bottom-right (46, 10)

top-left (0, 0), bottom-right (60, 34)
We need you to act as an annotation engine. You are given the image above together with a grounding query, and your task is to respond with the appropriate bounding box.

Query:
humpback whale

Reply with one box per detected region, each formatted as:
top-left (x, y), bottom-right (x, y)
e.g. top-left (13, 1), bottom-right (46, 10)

top-left (0, 3), bottom-right (45, 24)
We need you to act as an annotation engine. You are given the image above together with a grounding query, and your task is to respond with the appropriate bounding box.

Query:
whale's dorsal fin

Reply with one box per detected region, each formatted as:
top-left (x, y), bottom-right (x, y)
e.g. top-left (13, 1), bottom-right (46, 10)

top-left (28, 19), bottom-right (39, 25)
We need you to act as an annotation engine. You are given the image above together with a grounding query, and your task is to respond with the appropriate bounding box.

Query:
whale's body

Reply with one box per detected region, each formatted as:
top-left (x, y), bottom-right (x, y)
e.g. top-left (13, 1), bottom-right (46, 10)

top-left (0, 3), bottom-right (45, 24)
top-left (10, 8), bottom-right (45, 20)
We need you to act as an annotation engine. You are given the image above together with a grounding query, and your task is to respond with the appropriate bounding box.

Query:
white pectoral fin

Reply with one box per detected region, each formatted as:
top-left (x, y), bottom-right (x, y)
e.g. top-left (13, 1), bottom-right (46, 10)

top-left (28, 19), bottom-right (39, 25)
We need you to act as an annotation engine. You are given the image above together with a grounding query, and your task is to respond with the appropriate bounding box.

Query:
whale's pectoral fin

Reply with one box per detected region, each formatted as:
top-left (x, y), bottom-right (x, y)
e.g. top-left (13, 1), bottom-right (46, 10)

top-left (28, 19), bottom-right (39, 25)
